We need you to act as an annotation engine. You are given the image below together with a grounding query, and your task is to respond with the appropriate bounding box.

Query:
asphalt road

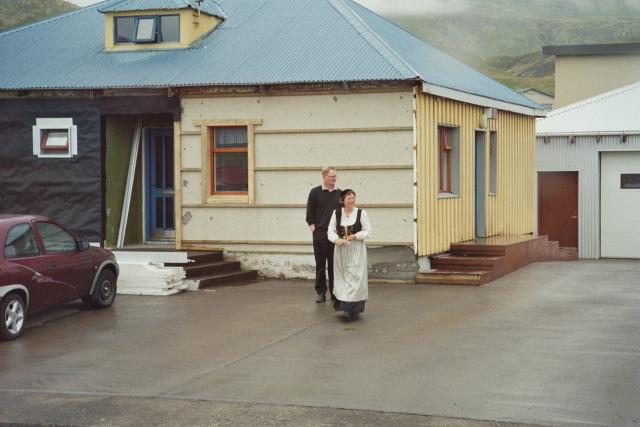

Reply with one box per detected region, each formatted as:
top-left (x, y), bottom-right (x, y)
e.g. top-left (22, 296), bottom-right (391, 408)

top-left (1, 259), bottom-right (639, 427)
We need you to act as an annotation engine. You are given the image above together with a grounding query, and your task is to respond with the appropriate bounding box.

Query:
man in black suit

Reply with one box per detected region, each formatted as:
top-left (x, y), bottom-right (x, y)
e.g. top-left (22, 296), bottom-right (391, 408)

top-left (306, 166), bottom-right (341, 303)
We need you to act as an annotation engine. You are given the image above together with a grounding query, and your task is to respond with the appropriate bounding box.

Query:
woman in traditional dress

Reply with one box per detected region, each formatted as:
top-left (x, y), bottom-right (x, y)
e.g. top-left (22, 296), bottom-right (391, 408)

top-left (327, 189), bottom-right (372, 321)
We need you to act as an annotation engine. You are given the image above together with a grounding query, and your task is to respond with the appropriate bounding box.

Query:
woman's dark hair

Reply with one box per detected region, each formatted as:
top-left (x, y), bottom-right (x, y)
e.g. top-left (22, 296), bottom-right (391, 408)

top-left (340, 189), bottom-right (356, 206)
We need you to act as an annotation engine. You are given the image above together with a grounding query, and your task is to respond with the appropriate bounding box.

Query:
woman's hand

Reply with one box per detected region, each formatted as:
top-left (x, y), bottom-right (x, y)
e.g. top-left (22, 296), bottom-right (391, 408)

top-left (335, 238), bottom-right (348, 246)
top-left (346, 235), bottom-right (357, 241)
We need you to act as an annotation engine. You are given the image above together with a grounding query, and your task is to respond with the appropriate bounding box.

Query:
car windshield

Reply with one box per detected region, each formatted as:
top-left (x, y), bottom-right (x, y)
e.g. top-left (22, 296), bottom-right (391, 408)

top-left (35, 222), bottom-right (77, 254)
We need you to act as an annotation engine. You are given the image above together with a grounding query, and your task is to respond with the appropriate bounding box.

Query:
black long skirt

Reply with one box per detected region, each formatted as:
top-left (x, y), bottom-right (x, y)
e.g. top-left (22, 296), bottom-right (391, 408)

top-left (333, 299), bottom-right (366, 315)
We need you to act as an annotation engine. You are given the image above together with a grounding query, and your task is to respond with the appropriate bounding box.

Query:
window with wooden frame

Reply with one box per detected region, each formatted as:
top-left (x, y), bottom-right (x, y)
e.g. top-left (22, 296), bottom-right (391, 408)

top-left (32, 118), bottom-right (78, 158)
top-left (197, 119), bottom-right (261, 204)
top-left (437, 125), bottom-right (460, 195)
top-left (211, 126), bottom-right (248, 194)
top-left (489, 131), bottom-right (497, 195)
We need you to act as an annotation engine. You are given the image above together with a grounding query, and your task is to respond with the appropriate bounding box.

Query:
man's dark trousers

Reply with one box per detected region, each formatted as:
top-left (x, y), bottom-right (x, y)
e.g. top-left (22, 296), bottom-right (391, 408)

top-left (313, 228), bottom-right (334, 299)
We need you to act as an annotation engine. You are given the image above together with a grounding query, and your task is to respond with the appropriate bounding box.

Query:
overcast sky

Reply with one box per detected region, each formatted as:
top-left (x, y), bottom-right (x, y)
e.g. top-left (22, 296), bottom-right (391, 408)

top-left (67, 0), bottom-right (469, 15)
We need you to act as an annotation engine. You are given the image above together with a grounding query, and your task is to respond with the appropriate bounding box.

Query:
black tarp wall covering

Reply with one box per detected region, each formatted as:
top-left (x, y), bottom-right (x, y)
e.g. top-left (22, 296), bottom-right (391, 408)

top-left (0, 98), bottom-right (102, 241)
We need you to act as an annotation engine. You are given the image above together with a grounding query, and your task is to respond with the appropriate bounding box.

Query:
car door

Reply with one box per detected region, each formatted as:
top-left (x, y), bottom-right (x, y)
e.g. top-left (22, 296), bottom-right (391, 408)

top-left (2, 222), bottom-right (61, 312)
top-left (33, 221), bottom-right (95, 301)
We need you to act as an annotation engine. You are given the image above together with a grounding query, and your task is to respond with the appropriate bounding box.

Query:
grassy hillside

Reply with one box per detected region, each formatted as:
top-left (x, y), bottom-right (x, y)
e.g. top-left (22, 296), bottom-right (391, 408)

top-left (0, 0), bottom-right (77, 32)
top-left (386, 0), bottom-right (640, 94)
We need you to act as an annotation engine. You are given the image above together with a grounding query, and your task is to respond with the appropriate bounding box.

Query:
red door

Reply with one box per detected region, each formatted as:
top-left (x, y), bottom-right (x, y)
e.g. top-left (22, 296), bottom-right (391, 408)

top-left (538, 172), bottom-right (579, 248)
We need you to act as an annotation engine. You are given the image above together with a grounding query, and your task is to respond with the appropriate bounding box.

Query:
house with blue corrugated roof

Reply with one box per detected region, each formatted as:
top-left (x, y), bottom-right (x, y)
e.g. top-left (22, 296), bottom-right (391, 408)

top-left (0, 0), bottom-right (547, 284)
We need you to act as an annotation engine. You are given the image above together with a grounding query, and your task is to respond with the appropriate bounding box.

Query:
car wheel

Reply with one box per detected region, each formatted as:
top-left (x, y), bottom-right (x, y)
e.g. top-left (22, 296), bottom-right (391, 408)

top-left (1, 293), bottom-right (26, 340)
top-left (87, 270), bottom-right (117, 309)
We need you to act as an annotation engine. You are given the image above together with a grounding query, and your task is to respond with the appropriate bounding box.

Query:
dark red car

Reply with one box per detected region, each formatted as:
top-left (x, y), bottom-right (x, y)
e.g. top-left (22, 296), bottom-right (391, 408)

top-left (0, 214), bottom-right (118, 340)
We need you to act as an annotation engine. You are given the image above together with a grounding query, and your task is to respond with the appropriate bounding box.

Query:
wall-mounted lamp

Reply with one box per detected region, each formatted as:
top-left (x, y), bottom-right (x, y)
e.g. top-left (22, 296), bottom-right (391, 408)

top-left (543, 136), bottom-right (551, 144)
top-left (595, 135), bottom-right (601, 143)
top-left (569, 136), bottom-right (576, 145)
top-left (621, 134), bottom-right (628, 143)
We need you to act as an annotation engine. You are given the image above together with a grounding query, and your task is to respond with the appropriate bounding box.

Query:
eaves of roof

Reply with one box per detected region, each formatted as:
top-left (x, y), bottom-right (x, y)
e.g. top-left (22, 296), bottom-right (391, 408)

top-left (536, 81), bottom-right (640, 136)
top-left (543, 42), bottom-right (640, 56)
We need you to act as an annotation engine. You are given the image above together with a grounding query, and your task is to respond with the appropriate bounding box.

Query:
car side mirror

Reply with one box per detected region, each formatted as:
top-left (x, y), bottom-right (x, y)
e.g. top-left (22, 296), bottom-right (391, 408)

top-left (78, 240), bottom-right (91, 251)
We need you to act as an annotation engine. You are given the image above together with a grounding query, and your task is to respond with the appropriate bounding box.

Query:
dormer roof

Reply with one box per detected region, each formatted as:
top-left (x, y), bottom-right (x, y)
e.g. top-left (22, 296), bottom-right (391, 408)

top-left (99, 0), bottom-right (226, 19)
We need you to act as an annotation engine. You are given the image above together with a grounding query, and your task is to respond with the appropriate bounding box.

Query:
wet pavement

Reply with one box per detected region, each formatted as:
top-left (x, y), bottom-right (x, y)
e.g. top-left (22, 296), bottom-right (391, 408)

top-left (1, 259), bottom-right (639, 427)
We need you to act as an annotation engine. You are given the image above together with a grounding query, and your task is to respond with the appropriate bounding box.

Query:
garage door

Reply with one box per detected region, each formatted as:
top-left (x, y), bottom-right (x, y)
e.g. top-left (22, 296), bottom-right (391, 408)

top-left (601, 151), bottom-right (640, 258)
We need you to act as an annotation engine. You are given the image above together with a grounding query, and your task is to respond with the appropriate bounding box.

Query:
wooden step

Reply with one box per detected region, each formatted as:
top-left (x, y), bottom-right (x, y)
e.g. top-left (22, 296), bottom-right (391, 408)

top-left (430, 254), bottom-right (501, 271)
top-left (188, 251), bottom-right (224, 263)
top-left (196, 270), bottom-right (259, 288)
top-left (450, 244), bottom-right (506, 257)
top-left (416, 270), bottom-right (493, 286)
top-left (165, 250), bottom-right (223, 266)
top-left (183, 261), bottom-right (241, 278)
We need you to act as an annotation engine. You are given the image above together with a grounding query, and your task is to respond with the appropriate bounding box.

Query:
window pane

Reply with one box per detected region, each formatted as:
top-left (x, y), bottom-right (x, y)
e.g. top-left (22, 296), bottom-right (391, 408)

top-left (489, 131), bottom-right (497, 194)
top-left (115, 17), bottom-right (135, 43)
top-left (165, 137), bottom-right (174, 189)
top-left (136, 17), bottom-right (156, 42)
top-left (35, 222), bottom-right (77, 254)
top-left (4, 224), bottom-right (39, 258)
top-left (214, 127), bottom-right (247, 149)
top-left (154, 138), bottom-right (163, 188)
top-left (215, 152), bottom-right (248, 192)
top-left (165, 197), bottom-right (174, 228)
top-left (41, 129), bottom-right (69, 151)
top-left (160, 15), bottom-right (180, 42)
top-left (621, 174), bottom-right (640, 189)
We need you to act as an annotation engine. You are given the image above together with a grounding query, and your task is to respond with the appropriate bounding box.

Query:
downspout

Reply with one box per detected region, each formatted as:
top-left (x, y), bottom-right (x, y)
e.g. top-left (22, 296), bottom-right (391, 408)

top-left (412, 86), bottom-right (418, 255)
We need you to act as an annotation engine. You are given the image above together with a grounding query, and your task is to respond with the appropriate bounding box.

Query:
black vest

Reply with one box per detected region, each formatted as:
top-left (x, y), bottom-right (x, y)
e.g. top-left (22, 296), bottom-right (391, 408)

top-left (335, 208), bottom-right (362, 238)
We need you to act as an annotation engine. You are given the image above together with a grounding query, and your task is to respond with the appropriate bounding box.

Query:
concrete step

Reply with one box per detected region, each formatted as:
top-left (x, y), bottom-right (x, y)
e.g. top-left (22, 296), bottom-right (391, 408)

top-left (195, 270), bottom-right (259, 288)
top-left (184, 261), bottom-right (241, 278)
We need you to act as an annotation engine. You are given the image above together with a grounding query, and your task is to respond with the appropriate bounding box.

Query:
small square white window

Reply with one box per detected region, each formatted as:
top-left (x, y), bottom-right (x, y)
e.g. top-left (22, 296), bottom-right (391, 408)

top-left (33, 118), bottom-right (77, 158)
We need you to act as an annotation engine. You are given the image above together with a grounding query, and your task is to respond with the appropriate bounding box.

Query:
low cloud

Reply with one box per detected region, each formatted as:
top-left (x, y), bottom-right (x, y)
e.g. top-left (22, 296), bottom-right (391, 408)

top-left (356, 0), bottom-right (472, 15)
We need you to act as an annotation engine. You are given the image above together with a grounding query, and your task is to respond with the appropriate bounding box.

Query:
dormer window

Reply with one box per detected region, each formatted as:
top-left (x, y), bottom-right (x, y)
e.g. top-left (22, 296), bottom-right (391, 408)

top-left (100, 1), bottom-right (226, 51)
top-left (114, 15), bottom-right (180, 44)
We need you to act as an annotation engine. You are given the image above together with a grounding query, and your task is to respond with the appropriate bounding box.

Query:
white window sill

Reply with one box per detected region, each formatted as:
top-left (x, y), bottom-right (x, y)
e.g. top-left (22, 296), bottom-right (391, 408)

top-left (489, 192), bottom-right (497, 197)
top-left (437, 192), bottom-right (459, 199)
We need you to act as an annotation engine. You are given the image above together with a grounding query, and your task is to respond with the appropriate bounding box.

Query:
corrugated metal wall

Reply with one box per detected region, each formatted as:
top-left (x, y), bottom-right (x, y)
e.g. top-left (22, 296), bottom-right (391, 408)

top-left (416, 93), bottom-right (536, 256)
top-left (536, 134), bottom-right (640, 258)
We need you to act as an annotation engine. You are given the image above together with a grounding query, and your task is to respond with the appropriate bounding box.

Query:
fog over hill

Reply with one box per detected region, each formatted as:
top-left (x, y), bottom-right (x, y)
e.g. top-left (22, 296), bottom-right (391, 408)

top-left (0, 0), bottom-right (77, 32)
top-left (384, 0), bottom-right (640, 93)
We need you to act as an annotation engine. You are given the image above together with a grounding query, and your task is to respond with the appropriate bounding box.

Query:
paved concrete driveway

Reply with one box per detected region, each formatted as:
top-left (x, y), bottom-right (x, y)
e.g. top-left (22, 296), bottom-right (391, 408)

top-left (1, 260), bottom-right (639, 426)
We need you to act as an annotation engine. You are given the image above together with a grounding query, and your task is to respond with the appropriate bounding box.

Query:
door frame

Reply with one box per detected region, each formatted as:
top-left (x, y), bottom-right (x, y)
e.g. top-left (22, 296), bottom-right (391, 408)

top-left (144, 128), bottom-right (175, 242)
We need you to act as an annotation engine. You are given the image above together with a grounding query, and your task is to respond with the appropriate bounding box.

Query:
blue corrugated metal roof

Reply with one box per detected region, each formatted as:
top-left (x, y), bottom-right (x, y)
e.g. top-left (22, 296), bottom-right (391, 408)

top-left (0, 0), bottom-right (541, 110)
top-left (99, 0), bottom-right (226, 19)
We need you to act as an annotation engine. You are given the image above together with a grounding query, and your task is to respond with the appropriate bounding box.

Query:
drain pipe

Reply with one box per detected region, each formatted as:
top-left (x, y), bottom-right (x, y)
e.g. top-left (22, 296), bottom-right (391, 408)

top-left (412, 87), bottom-right (418, 256)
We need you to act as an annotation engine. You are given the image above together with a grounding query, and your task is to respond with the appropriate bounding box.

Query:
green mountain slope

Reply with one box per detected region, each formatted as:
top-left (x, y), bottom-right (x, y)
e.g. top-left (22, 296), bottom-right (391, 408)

top-left (0, 0), bottom-right (77, 32)
top-left (385, 0), bottom-right (640, 94)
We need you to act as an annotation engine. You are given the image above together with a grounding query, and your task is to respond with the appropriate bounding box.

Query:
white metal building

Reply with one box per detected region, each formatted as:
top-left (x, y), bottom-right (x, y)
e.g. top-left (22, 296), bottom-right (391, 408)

top-left (536, 82), bottom-right (640, 258)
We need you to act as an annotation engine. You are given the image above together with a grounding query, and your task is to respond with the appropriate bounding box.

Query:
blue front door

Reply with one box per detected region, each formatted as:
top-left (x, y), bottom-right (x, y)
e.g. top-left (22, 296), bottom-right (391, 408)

top-left (147, 129), bottom-right (175, 240)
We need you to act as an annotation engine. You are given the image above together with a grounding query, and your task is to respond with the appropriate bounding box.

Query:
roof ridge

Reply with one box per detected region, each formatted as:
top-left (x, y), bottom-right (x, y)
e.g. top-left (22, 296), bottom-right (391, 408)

top-left (328, 0), bottom-right (418, 79)
top-left (0, 0), bottom-right (113, 38)
top-left (546, 80), bottom-right (640, 118)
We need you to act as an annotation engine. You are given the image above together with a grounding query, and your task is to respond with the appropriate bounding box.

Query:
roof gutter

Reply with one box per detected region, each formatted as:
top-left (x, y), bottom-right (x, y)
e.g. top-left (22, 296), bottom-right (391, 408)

top-left (422, 82), bottom-right (547, 117)
top-left (537, 130), bottom-right (640, 137)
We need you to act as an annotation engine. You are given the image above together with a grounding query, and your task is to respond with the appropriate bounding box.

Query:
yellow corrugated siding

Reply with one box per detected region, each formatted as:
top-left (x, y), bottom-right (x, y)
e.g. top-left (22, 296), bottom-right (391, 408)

top-left (416, 93), bottom-right (535, 256)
